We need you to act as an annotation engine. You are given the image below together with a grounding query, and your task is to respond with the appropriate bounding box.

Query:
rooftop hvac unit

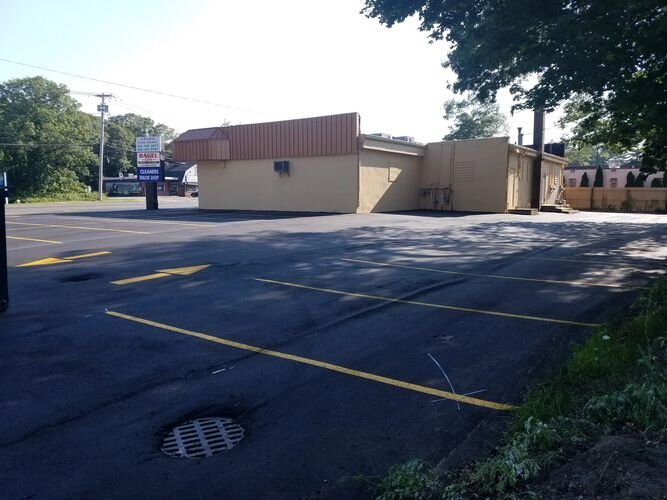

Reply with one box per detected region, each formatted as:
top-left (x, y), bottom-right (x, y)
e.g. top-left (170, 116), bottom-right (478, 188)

top-left (370, 133), bottom-right (392, 139)
top-left (393, 136), bottom-right (415, 143)
top-left (273, 160), bottom-right (289, 173)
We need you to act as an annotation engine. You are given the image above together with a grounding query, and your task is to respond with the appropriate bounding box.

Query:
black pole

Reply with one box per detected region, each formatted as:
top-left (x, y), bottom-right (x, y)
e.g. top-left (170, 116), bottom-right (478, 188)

top-left (0, 185), bottom-right (8, 312)
top-left (530, 110), bottom-right (545, 209)
top-left (145, 182), bottom-right (159, 210)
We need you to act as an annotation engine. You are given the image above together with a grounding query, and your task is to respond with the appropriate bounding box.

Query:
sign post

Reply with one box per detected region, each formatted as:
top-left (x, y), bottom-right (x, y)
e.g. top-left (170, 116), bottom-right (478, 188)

top-left (0, 173), bottom-right (8, 312)
top-left (136, 136), bottom-right (163, 210)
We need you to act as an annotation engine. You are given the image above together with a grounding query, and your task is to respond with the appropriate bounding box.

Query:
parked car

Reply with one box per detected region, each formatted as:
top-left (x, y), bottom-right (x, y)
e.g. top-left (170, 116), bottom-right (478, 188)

top-left (190, 190), bottom-right (199, 198)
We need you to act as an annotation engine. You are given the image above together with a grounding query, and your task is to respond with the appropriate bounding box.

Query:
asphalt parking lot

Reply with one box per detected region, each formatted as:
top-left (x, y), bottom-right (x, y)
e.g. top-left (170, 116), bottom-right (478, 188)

top-left (1, 198), bottom-right (666, 499)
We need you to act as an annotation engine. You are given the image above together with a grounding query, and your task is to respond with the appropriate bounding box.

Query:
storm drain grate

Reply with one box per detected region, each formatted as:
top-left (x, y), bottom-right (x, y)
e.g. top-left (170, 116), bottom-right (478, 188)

top-left (161, 417), bottom-right (245, 459)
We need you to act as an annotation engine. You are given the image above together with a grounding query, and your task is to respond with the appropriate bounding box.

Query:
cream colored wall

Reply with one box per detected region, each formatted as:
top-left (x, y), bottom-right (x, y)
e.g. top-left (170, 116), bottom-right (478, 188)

top-left (197, 154), bottom-right (359, 213)
top-left (358, 148), bottom-right (423, 213)
top-left (421, 137), bottom-right (510, 212)
top-left (506, 148), bottom-right (536, 209)
top-left (420, 142), bottom-right (454, 210)
top-left (541, 154), bottom-right (566, 205)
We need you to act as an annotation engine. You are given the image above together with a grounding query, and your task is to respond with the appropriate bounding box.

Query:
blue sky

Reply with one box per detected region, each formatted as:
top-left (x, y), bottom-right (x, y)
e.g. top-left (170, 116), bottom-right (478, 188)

top-left (0, 0), bottom-right (564, 143)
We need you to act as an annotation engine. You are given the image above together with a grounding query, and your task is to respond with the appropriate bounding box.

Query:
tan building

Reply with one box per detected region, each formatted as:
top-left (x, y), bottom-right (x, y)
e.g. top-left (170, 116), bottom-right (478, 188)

top-left (172, 112), bottom-right (566, 214)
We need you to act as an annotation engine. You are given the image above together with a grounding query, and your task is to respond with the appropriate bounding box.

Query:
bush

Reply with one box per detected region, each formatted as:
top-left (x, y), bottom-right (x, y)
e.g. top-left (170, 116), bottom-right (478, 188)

top-left (584, 376), bottom-right (667, 437)
top-left (376, 460), bottom-right (443, 500)
top-left (626, 171), bottom-right (636, 187)
top-left (651, 177), bottom-right (663, 188)
top-left (594, 165), bottom-right (604, 187)
top-left (580, 172), bottom-right (590, 187)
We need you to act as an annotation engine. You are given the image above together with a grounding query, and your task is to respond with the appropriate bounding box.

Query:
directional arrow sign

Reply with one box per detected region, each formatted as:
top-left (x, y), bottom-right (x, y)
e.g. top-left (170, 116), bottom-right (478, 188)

top-left (111, 265), bottom-right (210, 285)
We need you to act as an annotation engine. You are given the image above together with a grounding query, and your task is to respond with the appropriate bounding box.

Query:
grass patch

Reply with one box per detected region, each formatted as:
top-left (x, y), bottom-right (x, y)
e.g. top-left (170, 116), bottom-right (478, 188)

top-left (374, 277), bottom-right (667, 500)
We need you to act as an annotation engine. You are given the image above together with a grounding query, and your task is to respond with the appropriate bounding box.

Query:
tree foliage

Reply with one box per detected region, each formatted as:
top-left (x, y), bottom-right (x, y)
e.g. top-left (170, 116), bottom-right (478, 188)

top-left (593, 165), bottom-right (604, 187)
top-left (0, 77), bottom-right (97, 196)
top-left (443, 96), bottom-right (508, 140)
top-left (650, 177), bottom-right (663, 187)
top-left (563, 142), bottom-right (629, 167)
top-left (362, 0), bottom-right (667, 170)
top-left (0, 77), bottom-right (177, 196)
top-left (107, 113), bottom-right (176, 166)
top-left (626, 171), bottom-right (636, 187)
top-left (580, 172), bottom-right (590, 187)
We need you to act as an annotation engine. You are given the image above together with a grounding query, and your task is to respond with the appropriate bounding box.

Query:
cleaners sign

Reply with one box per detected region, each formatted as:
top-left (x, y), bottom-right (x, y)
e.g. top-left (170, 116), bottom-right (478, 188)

top-left (136, 137), bottom-right (164, 181)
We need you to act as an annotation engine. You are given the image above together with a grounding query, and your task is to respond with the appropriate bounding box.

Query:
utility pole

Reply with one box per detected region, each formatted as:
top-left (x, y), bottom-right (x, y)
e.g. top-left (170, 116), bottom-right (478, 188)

top-left (95, 94), bottom-right (112, 201)
top-left (530, 111), bottom-right (545, 209)
top-left (0, 172), bottom-right (8, 312)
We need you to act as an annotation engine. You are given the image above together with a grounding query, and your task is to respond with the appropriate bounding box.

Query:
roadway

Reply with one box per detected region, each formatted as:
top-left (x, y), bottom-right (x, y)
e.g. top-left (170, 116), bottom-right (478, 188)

top-left (1, 198), bottom-right (666, 498)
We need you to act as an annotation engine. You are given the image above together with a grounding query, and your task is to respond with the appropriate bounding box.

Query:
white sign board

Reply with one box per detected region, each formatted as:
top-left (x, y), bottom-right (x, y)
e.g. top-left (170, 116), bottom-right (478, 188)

top-left (136, 136), bottom-right (162, 153)
top-left (182, 165), bottom-right (198, 184)
top-left (137, 152), bottom-right (160, 167)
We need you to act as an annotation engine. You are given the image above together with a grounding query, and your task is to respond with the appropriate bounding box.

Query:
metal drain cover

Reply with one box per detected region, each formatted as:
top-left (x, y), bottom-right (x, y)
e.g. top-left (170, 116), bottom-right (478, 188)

top-left (161, 417), bottom-right (245, 459)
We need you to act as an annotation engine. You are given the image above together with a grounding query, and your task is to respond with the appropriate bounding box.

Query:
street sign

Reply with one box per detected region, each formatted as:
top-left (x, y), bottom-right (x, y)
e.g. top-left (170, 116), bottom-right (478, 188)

top-left (136, 136), bottom-right (162, 153)
top-left (137, 166), bottom-right (164, 182)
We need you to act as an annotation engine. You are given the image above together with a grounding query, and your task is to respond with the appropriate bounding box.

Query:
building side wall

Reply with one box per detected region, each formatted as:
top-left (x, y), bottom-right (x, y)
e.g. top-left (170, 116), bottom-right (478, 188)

top-left (197, 155), bottom-right (359, 213)
top-left (542, 155), bottom-right (566, 205)
top-left (506, 149), bottom-right (535, 209)
top-left (358, 149), bottom-right (422, 213)
top-left (421, 137), bottom-right (510, 213)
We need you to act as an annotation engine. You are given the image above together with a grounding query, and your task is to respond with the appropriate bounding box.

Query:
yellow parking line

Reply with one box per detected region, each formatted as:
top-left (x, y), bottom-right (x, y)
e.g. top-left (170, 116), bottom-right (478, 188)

top-left (61, 216), bottom-right (215, 228)
top-left (255, 278), bottom-right (600, 328)
top-left (412, 247), bottom-right (657, 267)
top-left (7, 221), bottom-right (150, 235)
top-left (68, 251), bottom-right (112, 260)
top-left (106, 310), bottom-right (516, 411)
top-left (342, 258), bottom-right (645, 290)
top-left (111, 272), bottom-right (170, 285)
top-left (7, 235), bottom-right (62, 244)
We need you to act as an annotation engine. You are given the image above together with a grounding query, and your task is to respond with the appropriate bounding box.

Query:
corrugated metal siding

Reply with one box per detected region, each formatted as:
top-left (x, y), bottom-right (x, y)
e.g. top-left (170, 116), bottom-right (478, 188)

top-left (173, 139), bottom-right (231, 161)
top-left (172, 112), bottom-right (359, 161)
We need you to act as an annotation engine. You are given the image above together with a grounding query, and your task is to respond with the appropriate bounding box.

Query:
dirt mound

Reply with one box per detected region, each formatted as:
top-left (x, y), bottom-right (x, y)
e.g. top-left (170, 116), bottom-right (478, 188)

top-left (534, 435), bottom-right (667, 499)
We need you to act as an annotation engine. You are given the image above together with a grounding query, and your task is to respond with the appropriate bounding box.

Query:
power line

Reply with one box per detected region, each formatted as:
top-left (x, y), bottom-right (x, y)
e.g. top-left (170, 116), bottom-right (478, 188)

top-left (0, 57), bottom-right (264, 115)
top-left (0, 143), bottom-right (135, 153)
top-left (0, 142), bottom-right (93, 147)
top-left (113, 98), bottom-right (171, 124)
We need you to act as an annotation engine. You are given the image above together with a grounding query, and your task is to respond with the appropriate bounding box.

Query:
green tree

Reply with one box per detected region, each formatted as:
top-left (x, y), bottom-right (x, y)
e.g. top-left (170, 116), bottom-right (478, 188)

top-left (0, 77), bottom-right (97, 196)
top-left (626, 171), bottom-right (636, 187)
top-left (103, 121), bottom-right (135, 177)
top-left (593, 165), bottom-right (604, 187)
top-left (443, 96), bottom-right (508, 140)
top-left (107, 113), bottom-right (176, 166)
top-left (362, 0), bottom-right (667, 170)
top-left (650, 177), bottom-right (663, 188)
top-left (580, 172), bottom-right (590, 187)
top-left (634, 173), bottom-right (646, 187)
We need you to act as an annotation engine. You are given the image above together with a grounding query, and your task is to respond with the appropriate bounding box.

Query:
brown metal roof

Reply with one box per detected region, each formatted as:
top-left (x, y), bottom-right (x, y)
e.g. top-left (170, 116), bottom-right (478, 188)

top-left (175, 127), bottom-right (229, 141)
top-left (172, 112), bottom-right (359, 162)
